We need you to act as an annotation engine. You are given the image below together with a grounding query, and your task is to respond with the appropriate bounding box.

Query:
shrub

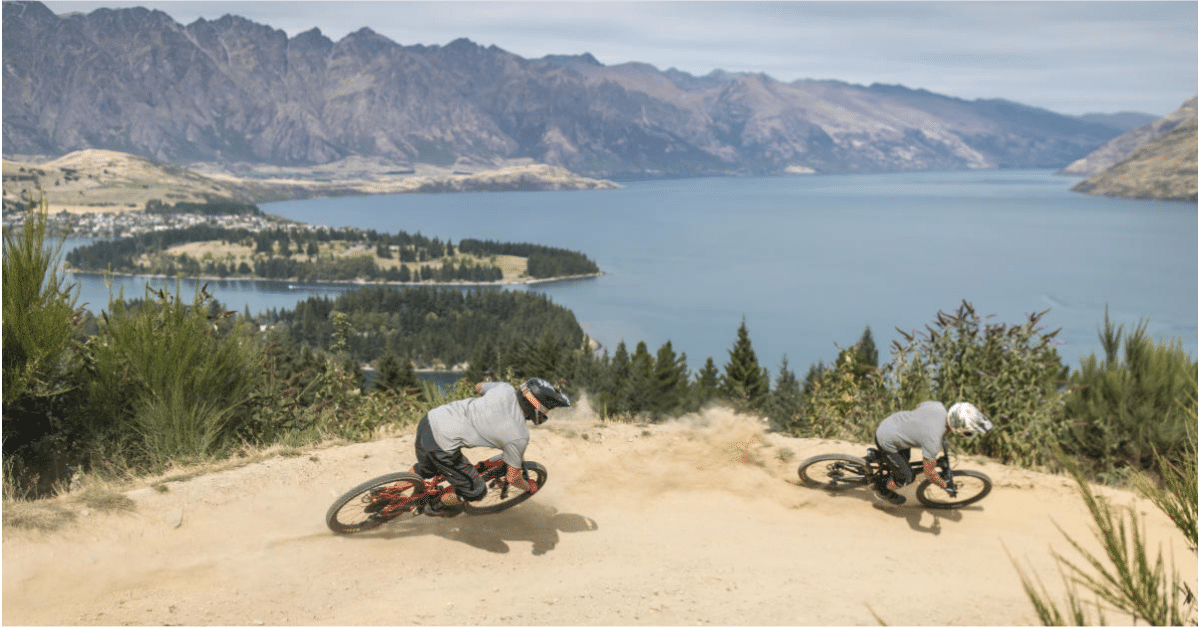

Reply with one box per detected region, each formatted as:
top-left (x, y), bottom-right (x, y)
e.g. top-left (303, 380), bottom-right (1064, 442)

top-left (886, 301), bottom-right (1070, 468)
top-left (2, 200), bottom-right (84, 497)
top-left (78, 283), bottom-right (265, 469)
top-left (1062, 310), bottom-right (1198, 483)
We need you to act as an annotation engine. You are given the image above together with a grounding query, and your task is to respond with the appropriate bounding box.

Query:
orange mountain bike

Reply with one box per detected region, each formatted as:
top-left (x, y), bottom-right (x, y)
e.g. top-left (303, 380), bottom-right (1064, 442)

top-left (326, 454), bottom-right (547, 534)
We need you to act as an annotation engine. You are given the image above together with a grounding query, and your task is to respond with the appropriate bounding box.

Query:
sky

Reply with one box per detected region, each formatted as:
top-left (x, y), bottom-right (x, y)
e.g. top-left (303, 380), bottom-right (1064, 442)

top-left (41, 1), bottom-right (1199, 117)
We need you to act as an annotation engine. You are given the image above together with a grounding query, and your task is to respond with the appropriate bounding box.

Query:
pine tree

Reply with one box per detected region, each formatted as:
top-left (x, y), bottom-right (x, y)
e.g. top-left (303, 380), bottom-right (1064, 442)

top-left (606, 341), bottom-right (632, 416)
top-left (397, 357), bottom-right (419, 393)
top-left (720, 318), bottom-right (770, 409)
top-left (765, 355), bottom-right (805, 433)
top-left (529, 330), bottom-right (560, 379)
top-left (694, 357), bottom-right (721, 407)
top-left (802, 360), bottom-right (826, 397)
top-left (857, 326), bottom-right (878, 367)
top-left (464, 341), bottom-right (499, 383)
top-left (650, 340), bottom-right (689, 419)
top-left (374, 352), bottom-right (405, 392)
top-left (626, 341), bottom-right (655, 414)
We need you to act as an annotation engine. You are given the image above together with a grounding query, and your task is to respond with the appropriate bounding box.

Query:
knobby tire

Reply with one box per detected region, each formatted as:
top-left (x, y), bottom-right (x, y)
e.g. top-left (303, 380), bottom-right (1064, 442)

top-left (326, 471), bottom-right (425, 534)
top-left (463, 461), bottom-right (547, 515)
top-left (915, 469), bottom-right (992, 509)
top-left (796, 453), bottom-right (870, 490)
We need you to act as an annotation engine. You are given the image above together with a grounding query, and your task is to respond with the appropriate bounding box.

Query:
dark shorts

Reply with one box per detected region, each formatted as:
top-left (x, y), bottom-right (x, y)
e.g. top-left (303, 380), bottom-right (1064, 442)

top-left (413, 415), bottom-right (486, 502)
top-left (874, 438), bottom-right (915, 487)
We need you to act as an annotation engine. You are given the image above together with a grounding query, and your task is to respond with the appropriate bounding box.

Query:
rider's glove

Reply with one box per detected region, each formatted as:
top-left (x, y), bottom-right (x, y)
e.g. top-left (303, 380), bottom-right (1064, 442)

top-left (527, 479), bottom-right (539, 494)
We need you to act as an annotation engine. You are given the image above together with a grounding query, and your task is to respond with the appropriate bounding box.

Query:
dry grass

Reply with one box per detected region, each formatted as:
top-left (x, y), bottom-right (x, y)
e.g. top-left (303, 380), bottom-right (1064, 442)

top-left (2, 501), bottom-right (78, 533)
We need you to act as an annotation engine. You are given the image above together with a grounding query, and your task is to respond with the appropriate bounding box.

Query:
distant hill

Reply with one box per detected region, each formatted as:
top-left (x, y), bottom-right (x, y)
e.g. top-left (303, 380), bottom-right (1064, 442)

top-left (1075, 111), bottom-right (1160, 133)
top-left (1060, 97), bottom-right (1198, 177)
top-left (3, 0), bottom-right (1124, 179)
top-left (2, 149), bottom-right (619, 214)
top-left (1069, 108), bottom-right (1198, 202)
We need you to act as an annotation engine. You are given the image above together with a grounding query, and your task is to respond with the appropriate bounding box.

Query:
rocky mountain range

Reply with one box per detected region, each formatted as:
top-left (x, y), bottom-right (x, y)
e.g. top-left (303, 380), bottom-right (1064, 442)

top-left (4, 0), bottom-right (1132, 180)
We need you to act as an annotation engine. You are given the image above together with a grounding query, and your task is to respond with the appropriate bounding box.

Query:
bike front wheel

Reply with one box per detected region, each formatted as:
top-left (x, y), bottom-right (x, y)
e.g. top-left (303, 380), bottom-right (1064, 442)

top-left (463, 461), bottom-right (547, 515)
top-left (326, 472), bottom-right (425, 534)
top-left (916, 470), bottom-right (992, 509)
top-left (797, 453), bottom-right (870, 491)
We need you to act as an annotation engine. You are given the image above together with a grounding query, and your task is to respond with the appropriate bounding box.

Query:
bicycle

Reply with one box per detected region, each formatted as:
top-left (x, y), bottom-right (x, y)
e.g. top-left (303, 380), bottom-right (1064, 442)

top-left (796, 444), bottom-right (992, 509)
top-left (325, 454), bottom-right (547, 534)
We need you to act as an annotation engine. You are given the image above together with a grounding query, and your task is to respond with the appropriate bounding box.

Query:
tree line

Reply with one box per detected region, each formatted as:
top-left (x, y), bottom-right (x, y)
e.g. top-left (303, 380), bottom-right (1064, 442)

top-left (64, 224), bottom-right (599, 283)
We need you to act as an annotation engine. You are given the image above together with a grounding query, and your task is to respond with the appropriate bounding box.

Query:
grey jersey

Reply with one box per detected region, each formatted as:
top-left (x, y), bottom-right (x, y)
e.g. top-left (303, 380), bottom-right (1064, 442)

top-left (875, 401), bottom-right (948, 460)
top-left (427, 382), bottom-right (529, 468)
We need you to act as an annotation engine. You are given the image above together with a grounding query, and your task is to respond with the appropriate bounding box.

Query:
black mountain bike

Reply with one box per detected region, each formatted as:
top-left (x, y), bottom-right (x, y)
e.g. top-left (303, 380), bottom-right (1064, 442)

top-left (796, 444), bottom-right (992, 509)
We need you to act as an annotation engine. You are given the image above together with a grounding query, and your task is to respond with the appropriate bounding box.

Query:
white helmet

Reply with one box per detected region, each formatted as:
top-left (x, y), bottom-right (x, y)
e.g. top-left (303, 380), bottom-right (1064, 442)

top-left (947, 402), bottom-right (993, 438)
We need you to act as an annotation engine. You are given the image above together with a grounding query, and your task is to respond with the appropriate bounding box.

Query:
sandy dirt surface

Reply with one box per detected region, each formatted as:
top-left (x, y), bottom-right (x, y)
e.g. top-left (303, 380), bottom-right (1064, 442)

top-left (4, 404), bottom-right (1195, 626)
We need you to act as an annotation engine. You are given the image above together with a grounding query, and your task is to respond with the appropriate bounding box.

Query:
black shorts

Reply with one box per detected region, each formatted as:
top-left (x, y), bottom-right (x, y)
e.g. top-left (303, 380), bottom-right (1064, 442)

top-left (874, 438), bottom-right (914, 487)
top-left (413, 415), bottom-right (486, 502)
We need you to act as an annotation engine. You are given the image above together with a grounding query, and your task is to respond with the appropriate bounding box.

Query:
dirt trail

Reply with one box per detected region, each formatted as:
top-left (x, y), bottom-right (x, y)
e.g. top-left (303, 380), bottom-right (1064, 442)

top-left (4, 405), bottom-right (1194, 626)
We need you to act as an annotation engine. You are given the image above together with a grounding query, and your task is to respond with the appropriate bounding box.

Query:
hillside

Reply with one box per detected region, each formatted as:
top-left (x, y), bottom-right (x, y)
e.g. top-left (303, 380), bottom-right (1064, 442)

top-left (1069, 103), bottom-right (1198, 202)
top-left (3, 1), bottom-right (1123, 178)
top-left (1060, 97), bottom-right (1198, 178)
top-left (2, 149), bottom-right (620, 214)
top-left (3, 408), bottom-right (1194, 626)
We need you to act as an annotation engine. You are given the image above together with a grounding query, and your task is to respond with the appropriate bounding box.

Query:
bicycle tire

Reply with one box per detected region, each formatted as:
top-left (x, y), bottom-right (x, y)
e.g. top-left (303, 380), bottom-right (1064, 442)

top-left (326, 471), bottom-right (425, 534)
top-left (916, 469), bottom-right (992, 509)
top-left (463, 461), bottom-right (547, 515)
top-left (797, 453), bottom-right (870, 490)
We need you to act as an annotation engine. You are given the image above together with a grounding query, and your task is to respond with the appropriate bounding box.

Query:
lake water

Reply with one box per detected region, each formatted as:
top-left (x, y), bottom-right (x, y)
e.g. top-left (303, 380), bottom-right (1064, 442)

top-left (66, 170), bottom-right (1197, 375)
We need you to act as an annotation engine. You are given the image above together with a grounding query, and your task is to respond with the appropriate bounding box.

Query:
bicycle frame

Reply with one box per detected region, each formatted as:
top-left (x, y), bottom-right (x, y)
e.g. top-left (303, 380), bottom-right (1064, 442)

top-left (371, 455), bottom-right (510, 519)
top-left (868, 447), bottom-right (959, 496)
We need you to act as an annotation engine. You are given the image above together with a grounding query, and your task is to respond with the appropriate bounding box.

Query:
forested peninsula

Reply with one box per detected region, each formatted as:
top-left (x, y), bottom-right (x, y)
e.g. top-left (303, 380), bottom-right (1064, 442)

top-left (64, 223), bottom-right (601, 285)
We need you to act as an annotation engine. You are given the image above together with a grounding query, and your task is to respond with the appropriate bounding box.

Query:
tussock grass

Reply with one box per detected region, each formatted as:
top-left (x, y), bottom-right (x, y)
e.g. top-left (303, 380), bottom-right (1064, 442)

top-left (3, 501), bottom-right (77, 533)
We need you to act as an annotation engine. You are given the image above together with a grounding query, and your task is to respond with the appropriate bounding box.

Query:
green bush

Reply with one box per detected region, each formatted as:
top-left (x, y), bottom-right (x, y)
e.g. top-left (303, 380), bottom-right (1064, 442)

top-left (1062, 310), bottom-right (1198, 483)
top-left (885, 301), bottom-right (1070, 468)
top-left (787, 302), bottom-right (1070, 464)
top-left (78, 284), bottom-right (265, 468)
top-left (2, 200), bottom-right (83, 497)
top-left (793, 348), bottom-right (894, 441)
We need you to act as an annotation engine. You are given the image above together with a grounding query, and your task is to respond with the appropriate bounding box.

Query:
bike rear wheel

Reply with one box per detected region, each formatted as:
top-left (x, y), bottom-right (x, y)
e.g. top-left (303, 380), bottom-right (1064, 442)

top-left (797, 453), bottom-right (870, 490)
top-left (916, 470), bottom-right (992, 509)
top-left (326, 472), bottom-right (425, 534)
top-left (463, 461), bottom-right (547, 515)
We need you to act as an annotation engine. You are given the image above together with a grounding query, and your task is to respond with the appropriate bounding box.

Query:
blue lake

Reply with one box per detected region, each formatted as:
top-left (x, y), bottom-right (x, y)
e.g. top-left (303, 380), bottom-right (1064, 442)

top-left (67, 170), bottom-right (1198, 375)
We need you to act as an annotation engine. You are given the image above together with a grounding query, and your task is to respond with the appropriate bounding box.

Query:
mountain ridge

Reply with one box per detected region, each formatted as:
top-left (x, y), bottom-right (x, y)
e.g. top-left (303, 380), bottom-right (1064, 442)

top-left (1068, 100), bottom-right (1198, 202)
top-left (3, 0), bottom-right (1126, 180)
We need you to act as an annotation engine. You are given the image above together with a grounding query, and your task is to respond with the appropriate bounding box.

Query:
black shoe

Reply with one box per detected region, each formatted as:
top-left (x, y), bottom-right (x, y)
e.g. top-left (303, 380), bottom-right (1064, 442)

top-left (422, 498), bottom-right (463, 518)
top-left (874, 488), bottom-right (906, 505)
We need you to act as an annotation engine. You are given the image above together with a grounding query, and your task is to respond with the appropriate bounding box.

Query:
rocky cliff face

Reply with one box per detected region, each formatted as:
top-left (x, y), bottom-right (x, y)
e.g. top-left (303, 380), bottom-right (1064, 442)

top-left (1069, 99), bottom-right (1197, 202)
top-left (4, 0), bottom-right (1123, 179)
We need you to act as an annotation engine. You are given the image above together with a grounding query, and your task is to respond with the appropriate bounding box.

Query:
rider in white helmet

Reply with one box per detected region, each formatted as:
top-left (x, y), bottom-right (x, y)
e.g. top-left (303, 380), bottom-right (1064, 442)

top-left (413, 377), bottom-right (570, 517)
top-left (871, 401), bottom-right (993, 505)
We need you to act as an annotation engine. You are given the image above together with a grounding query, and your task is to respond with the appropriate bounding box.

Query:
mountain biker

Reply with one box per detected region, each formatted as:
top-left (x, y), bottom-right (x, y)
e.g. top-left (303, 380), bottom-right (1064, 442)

top-left (413, 377), bottom-right (570, 517)
top-left (871, 401), bottom-right (993, 505)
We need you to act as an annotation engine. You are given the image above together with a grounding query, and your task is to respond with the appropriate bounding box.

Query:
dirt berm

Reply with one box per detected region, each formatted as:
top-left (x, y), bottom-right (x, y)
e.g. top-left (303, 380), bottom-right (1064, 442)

top-left (4, 404), bottom-right (1194, 626)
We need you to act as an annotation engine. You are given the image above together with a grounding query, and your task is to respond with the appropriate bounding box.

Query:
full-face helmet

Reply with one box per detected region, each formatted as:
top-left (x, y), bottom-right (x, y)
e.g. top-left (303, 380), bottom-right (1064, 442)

top-left (519, 378), bottom-right (571, 425)
top-left (947, 402), bottom-right (993, 438)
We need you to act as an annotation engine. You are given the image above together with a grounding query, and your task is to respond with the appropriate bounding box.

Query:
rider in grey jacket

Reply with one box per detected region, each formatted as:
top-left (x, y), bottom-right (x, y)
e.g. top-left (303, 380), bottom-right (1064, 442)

top-left (413, 378), bottom-right (570, 516)
top-left (872, 401), bottom-right (992, 505)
